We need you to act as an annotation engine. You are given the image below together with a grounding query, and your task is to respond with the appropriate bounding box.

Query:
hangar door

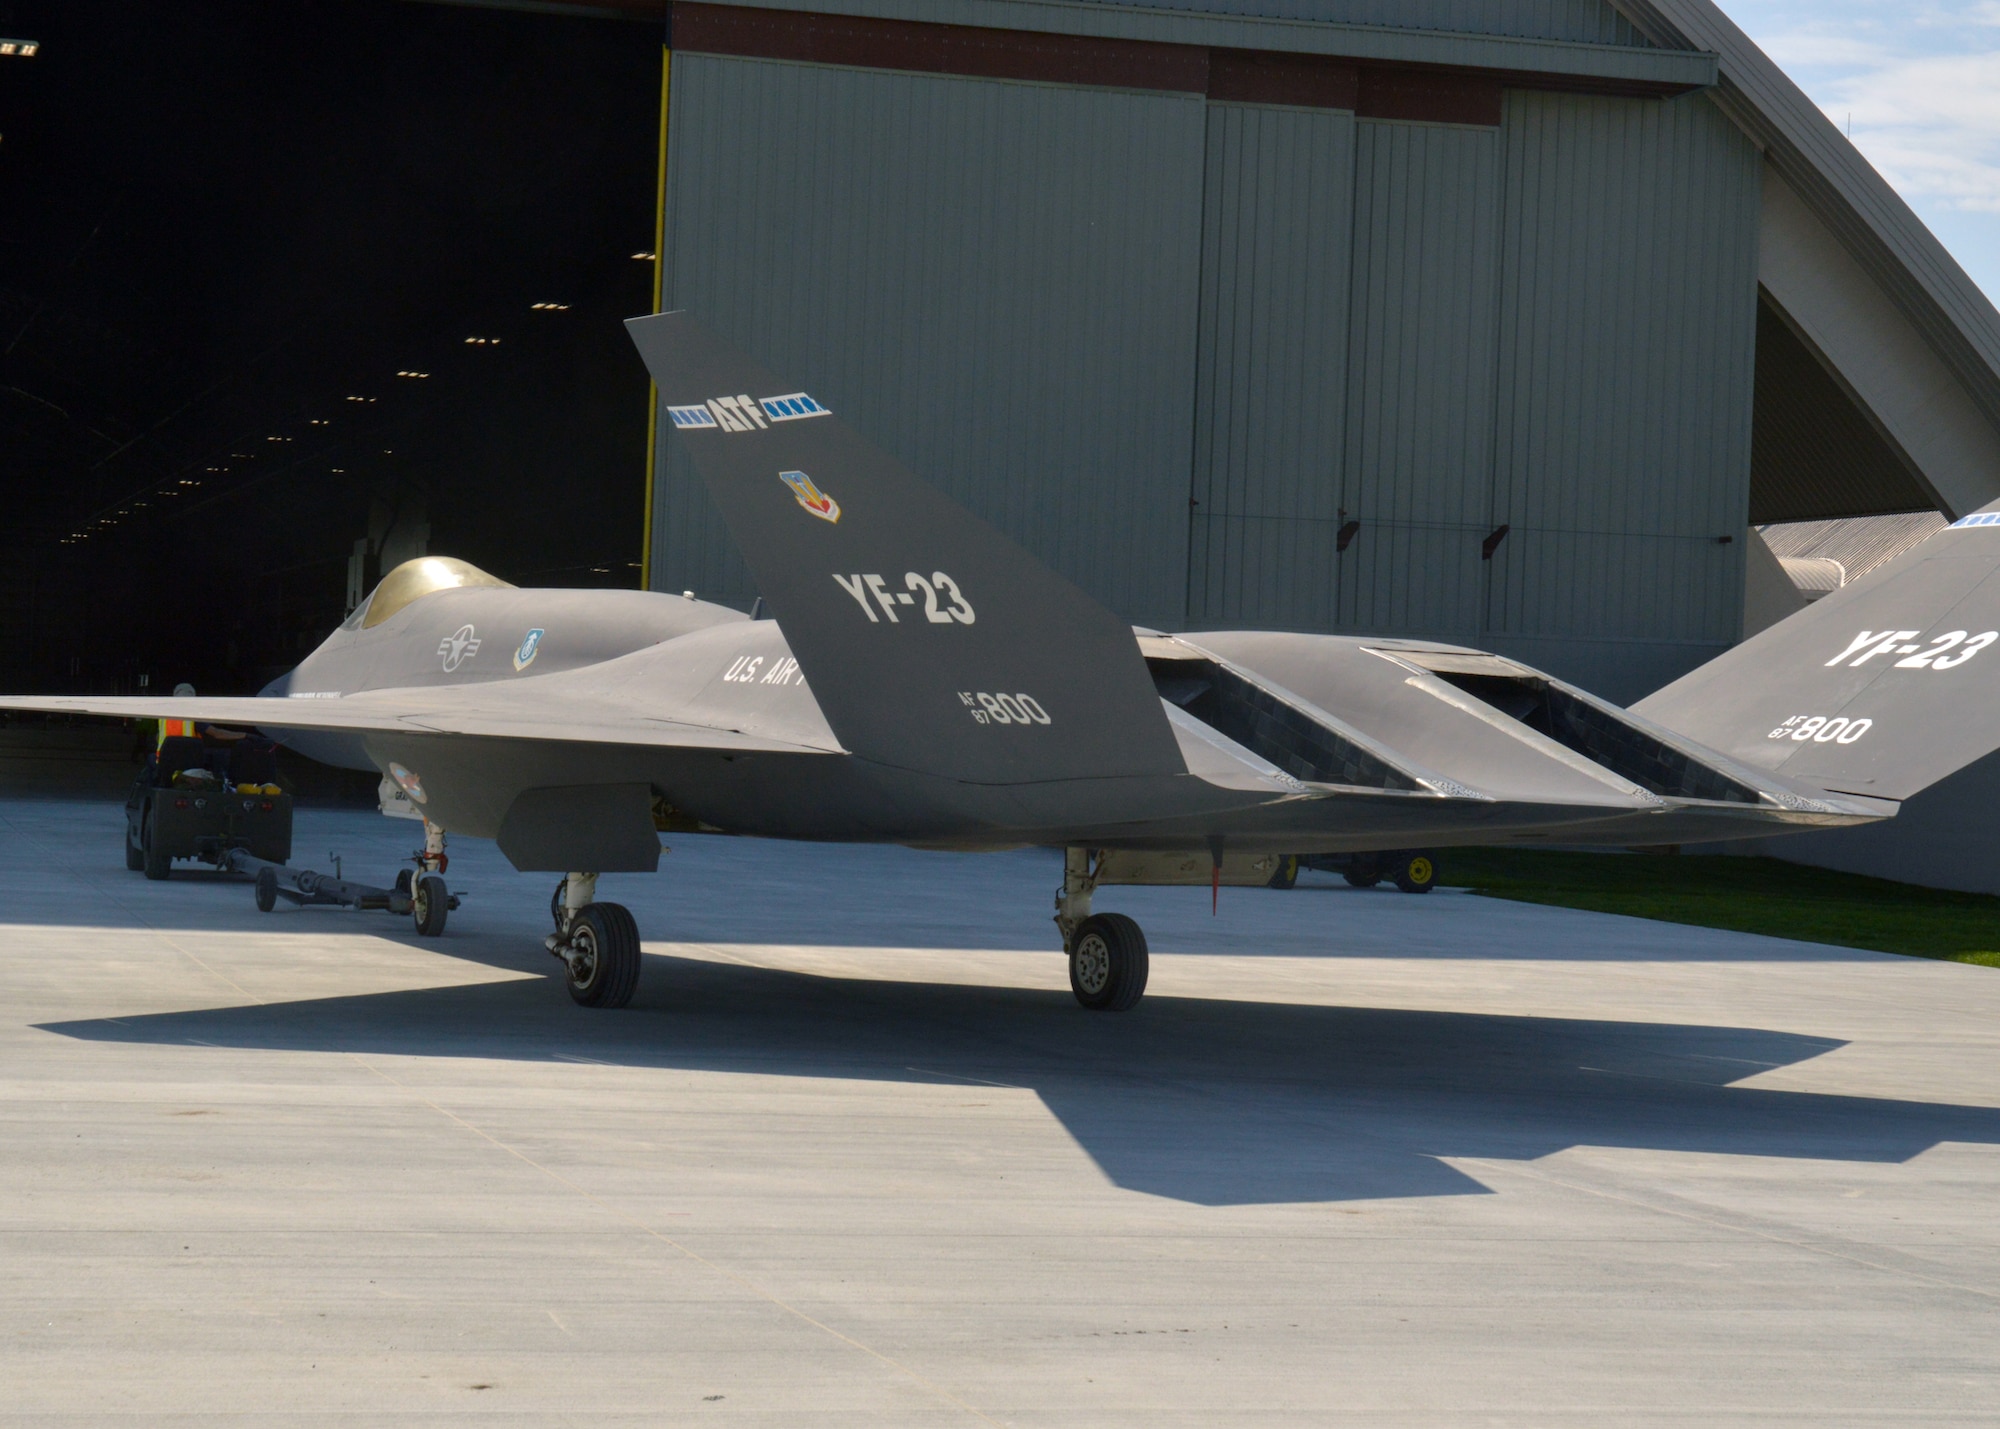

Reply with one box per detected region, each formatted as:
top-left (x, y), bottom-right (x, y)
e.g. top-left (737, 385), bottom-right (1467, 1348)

top-left (1188, 107), bottom-right (1500, 642)
top-left (652, 54), bottom-right (1207, 631)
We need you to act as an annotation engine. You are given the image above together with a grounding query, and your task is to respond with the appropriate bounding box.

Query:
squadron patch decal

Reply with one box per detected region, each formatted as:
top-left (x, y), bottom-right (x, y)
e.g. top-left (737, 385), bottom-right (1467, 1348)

top-left (780, 470), bottom-right (841, 524)
top-left (513, 628), bottom-right (544, 672)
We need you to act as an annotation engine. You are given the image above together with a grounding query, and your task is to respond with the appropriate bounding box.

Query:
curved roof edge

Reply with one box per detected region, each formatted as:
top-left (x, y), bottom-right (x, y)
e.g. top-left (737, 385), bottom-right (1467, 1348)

top-left (1609, 0), bottom-right (2000, 438)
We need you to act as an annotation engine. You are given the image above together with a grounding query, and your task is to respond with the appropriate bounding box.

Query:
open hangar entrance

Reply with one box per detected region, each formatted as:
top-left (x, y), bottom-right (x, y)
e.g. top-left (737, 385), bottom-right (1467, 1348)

top-left (629, 0), bottom-right (2000, 891)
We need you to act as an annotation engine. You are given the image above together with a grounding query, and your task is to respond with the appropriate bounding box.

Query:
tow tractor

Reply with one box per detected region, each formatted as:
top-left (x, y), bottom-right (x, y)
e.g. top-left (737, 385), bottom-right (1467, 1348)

top-left (127, 733), bottom-right (292, 877)
top-left (125, 732), bottom-right (459, 934)
top-left (1273, 849), bottom-right (1440, 893)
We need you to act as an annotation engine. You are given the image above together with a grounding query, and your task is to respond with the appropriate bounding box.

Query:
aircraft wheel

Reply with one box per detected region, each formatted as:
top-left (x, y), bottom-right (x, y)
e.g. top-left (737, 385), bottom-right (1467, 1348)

top-left (255, 867), bottom-right (278, 913)
top-left (1393, 852), bottom-right (1438, 895)
top-left (125, 826), bottom-right (144, 871)
top-left (1068, 913), bottom-right (1148, 1012)
top-left (411, 873), bottom-right (450, 936)
top-left (394, 868), bottom-right (414, 897)
top-left (142, 809), bottom-right (172, 881)
top-left (565, 902), bottom-right (640, 1009)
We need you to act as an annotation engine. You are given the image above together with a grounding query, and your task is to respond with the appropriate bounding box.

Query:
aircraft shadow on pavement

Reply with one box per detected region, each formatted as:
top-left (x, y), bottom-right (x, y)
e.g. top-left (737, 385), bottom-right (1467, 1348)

top-left (40, 952), bottom-right (2000, 1207)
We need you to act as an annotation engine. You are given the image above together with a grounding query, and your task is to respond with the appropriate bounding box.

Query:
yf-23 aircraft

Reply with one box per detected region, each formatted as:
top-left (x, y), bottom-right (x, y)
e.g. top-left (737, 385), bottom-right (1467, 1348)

top-left (13, 313), bottom-right (2000, 1012)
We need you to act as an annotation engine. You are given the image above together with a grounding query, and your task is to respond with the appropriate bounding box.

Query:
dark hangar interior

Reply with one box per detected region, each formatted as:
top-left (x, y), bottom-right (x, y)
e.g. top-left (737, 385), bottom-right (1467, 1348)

top-left (4, 0), bottom-right (1997, 710)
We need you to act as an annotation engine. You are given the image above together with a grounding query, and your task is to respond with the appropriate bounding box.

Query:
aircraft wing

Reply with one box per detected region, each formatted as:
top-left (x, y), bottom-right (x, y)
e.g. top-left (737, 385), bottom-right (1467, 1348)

top-left (0, 689), bottom-right (840, 757)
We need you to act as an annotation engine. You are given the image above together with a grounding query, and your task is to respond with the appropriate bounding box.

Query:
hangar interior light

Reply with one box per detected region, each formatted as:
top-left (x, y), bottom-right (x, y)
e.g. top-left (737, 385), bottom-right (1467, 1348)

top-left (0, 39), bottom-right (39, 57)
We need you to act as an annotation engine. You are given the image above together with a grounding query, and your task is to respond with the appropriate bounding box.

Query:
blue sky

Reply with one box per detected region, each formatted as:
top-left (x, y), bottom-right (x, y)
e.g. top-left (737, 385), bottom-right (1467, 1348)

top-left (1722, 0), bottom-right (2000, 306)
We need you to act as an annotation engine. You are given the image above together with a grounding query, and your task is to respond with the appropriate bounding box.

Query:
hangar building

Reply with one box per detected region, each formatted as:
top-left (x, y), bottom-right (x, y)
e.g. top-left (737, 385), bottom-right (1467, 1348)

top-left (643, 0), bottom-right (2000, 712)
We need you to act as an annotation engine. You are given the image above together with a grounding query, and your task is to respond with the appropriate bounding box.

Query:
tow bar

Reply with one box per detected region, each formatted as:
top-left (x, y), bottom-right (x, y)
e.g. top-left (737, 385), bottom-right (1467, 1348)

top-left (217, 847), bottom-right (462, 935)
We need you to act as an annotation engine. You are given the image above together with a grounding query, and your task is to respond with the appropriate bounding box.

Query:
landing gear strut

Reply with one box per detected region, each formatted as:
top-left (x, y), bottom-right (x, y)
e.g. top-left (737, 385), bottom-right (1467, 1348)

top-left (1055, 848), bottom-right (1148, 1012)
top-left (409, 819), bottom-right (452, 936)
top-left (546, 872), bottom-right (641, 1008)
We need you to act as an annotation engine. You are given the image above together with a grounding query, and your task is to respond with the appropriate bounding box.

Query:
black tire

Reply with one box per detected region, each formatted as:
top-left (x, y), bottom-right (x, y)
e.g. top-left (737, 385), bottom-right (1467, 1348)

top-left (255, 867), bottom-right (278, 913)
top-left (1393, 851), bottom-right (1438, 895)
top-left (565, 902), bottom-right (641, 1009)
top-left (1266, 855), bottom-right (1299, 891)
top-left (1342, 864), bottom-right (1380, 889)
top-left (412, 872), bottom-right (449, 936)
top-left (393, 868), bottom-right (414, 897)
top-left (1067, 912), bottom-right (1149, 1012)
top-left (142, 809), bottom-right (172, 881)
top-left (550, 876), bottom-right (569, 932)
top-left (125, 827), bottom-right (144, 871)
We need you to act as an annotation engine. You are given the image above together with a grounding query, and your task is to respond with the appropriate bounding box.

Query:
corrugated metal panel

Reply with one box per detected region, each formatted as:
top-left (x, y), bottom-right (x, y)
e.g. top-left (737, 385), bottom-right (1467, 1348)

top-left (1759, 511), bottom-right (1947, 583)
top-left (654, 54), bottom-right (1207, 625)
top-left (1187, 103), bottom-right (1355, 630)
top-left (711, 1), bottom-right (1712, 88)
top-left (1339, 118), bottom-right (1502, 640)
top-left (1750, 297), bottom-right (1936, 522)
top-left (1067, 0), bottom-right (1651, 47)
top-left (1487, 88), bottom-right (1760, 646)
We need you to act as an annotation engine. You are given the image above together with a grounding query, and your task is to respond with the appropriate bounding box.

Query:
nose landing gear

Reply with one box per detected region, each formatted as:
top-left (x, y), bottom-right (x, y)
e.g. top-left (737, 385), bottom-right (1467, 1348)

top-left (546, 872), bottom-right (641, 1008)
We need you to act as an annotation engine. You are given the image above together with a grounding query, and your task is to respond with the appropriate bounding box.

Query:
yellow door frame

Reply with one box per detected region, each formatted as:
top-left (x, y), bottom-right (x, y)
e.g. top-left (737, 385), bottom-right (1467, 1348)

top-left (640, 43), bottom-right (671, 591)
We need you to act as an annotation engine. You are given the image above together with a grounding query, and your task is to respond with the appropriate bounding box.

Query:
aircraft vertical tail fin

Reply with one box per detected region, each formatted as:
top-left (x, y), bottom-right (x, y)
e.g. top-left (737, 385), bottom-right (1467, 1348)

top-left (1634, 505), bottom-right (2000, 801)
top-left (625, 311), bottom-right (1183, 786)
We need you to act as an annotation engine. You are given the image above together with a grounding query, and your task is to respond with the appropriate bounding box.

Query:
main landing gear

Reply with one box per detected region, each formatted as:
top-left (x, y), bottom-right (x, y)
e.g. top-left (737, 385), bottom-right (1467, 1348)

top-left (1055, 848), bottom-right (1149, 1012)
top-left (546, 872), bottom-right (641, 1009)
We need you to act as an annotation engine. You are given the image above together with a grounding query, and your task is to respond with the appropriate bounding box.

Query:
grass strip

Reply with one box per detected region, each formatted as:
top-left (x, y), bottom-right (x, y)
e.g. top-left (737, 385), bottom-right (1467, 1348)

top-left (1437, 848), bottom-right (2000, 967)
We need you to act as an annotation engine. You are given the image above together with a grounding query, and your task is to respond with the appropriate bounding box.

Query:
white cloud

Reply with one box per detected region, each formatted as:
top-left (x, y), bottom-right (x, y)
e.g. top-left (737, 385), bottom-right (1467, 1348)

top-left (1721, 0), bottom-right (2000, 300)
top-left (1820, 51), bottom-right (2000, 212)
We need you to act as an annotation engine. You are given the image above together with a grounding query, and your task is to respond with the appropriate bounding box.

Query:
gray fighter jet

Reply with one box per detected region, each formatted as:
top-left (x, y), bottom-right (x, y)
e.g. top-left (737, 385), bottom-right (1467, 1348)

top-left (10, 312), bottom-right (1999, 1012)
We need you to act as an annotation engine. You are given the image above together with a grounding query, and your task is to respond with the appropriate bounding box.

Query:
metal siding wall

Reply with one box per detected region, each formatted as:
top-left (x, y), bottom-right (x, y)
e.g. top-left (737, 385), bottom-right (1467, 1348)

top-left (654, 54), bottom-right (1207, 626)
top-left (1488, 89), bottom-right (1761, 651)
top-left (1340, 118), bottom-right (1502, 640)
top-left (1066, 0), bottom-right (1649, 47)
top-left (1187, 103), bottom-right (1355, 630)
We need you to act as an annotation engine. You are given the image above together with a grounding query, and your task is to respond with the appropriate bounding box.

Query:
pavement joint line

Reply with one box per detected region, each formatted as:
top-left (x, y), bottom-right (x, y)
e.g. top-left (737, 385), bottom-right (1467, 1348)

top-left (346, 1053), bottom-right (1005, 1428)
top-left (904, 1066), bottom-right (1028, 1090)
top-left (1456, 1154), bottom-right (2000, 1301)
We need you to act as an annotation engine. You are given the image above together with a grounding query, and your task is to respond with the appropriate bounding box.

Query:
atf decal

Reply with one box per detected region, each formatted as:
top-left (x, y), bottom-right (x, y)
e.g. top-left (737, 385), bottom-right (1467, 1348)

top-left (438, 623), bottom-right (481, 672)
top-left (513, 628), bottom-right (544, 672)
top-left (780, 471), bottom-right (840, 524)
top-left (667, 393), bottom-right (830, 433)
top-left (760, 393), bottom-right (828, 422)
top-left (387, 762), bottom-right (428, 804)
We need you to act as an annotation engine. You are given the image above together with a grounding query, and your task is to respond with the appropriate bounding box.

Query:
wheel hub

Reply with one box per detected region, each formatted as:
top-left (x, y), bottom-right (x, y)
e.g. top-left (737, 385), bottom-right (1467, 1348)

top-left (1073, 932), bottom-right (1111, 995)
top-left (564, 925), bottom-right (599, 987)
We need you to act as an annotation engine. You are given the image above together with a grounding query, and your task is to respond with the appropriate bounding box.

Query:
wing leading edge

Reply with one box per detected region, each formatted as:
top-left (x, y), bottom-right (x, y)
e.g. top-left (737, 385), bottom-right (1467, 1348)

top-left (0, 689), bottom-right (839, 757)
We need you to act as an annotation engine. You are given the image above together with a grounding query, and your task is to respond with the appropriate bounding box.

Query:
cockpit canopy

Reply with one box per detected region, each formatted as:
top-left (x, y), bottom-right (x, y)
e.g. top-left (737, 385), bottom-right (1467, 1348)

top-left (344, 556), bottom-right (515, 630)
